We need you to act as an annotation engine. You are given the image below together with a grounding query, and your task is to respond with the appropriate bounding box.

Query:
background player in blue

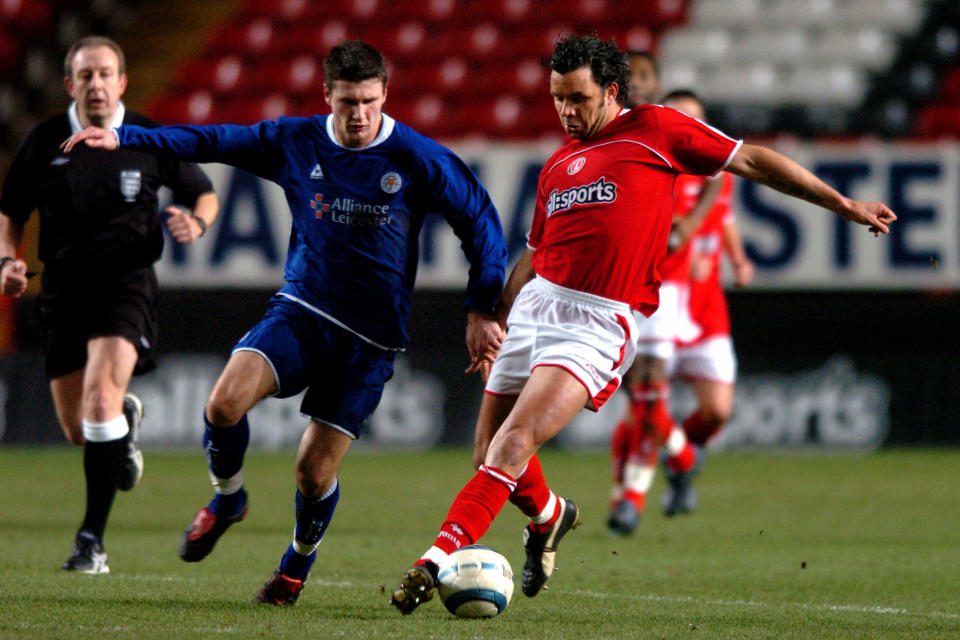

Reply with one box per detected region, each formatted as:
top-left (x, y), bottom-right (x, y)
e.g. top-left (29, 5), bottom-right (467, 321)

top-left (63, 40), bottom-right (508, 604)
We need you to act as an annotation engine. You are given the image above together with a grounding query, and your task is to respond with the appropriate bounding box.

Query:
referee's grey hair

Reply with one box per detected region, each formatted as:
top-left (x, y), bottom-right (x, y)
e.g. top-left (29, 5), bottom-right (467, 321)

top-left (64, 36), bottom-right (126, 78)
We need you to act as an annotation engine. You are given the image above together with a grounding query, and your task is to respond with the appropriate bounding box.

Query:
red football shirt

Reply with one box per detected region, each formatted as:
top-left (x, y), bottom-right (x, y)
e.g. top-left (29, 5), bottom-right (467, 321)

top-left (685, 172), bottom-right (735, 342)
top-left (658, 173), bottom-right (709, 283)
top-left (528, 105), bottom-right (741, 316)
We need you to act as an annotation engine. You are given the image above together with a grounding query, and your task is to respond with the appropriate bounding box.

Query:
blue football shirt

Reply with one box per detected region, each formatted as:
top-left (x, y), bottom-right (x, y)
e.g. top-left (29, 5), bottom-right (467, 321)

top-left (117, 114), bottom-right (507, 350)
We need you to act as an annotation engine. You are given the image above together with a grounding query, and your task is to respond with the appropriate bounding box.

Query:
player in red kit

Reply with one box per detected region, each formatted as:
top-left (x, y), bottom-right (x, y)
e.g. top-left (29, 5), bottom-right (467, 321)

top-left (672, 91), bottom-right (754, 453)
top-left (606, 68), bottom-right (730, 535)
top-left (391, 35), bottom-right (896, 615)
top-left (610, 90), bottom-right (755, 531)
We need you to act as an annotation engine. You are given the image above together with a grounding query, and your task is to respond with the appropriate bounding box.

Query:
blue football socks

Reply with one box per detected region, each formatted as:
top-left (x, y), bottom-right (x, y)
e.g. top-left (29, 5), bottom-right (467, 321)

top-left (279, 481), bottom-right (340, 580)
top-left (203, 413), bottom-right (250, 516)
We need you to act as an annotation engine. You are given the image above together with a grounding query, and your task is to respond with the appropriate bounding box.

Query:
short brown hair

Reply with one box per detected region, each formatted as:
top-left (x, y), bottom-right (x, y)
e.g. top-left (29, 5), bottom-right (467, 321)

top-left (323, 40), bottom-right (387, 87)
top-left (64, 36), bottom-right (126, 78)
top-left (549, 36), bottom-right (630, 107)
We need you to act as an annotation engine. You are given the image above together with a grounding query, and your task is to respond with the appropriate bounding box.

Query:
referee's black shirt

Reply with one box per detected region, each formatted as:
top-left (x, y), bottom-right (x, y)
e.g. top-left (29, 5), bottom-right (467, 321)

top-left (0, 109), bottom-right (213, 290)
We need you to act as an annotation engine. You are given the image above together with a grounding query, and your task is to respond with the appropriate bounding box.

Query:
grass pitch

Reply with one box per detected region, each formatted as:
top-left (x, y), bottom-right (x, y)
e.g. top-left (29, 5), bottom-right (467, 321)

top-left (0, 447), bottom-right (957, 639)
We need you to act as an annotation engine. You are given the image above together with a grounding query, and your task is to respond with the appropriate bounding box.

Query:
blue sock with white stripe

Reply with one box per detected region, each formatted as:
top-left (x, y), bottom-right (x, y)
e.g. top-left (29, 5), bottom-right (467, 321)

top-left (279, 481), bottom-right (340, 580)
top-left (203, 413), bottom-right (250, 516)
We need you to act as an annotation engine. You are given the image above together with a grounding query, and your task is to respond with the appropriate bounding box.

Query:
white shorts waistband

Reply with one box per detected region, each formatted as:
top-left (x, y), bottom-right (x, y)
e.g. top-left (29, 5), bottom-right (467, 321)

top-left (531, 276), bottom-right (631, 313)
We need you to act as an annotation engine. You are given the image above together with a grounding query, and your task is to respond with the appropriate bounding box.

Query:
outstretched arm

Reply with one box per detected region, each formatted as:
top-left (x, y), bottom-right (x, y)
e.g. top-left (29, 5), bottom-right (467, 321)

top-left (61, 125), bottom-right (118, 152)
top-left (63, 123), bottom-right (283, 179)
top-left (726, 144), bottom-right (896, 234)
top-left (498, 249), bottom-right (535, 327)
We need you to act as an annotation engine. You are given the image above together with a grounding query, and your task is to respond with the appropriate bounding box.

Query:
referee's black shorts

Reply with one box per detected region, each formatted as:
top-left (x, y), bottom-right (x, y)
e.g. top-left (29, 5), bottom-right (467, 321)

top-left (38, 267), bottom-right (160, 380)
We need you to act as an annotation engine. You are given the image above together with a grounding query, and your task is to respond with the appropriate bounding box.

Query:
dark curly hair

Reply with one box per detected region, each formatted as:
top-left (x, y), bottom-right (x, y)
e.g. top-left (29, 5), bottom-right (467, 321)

top-left (548, 35), bottom-right (630, 106)
top-left (323, 40), bottom-right (388, 87)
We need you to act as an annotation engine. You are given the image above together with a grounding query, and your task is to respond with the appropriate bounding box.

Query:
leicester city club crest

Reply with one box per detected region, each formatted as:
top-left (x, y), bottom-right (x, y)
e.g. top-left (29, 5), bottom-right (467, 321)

top-left (380, 171), bottom-right (402, 194)
top-left (120, 170), bottom-right (141, 202)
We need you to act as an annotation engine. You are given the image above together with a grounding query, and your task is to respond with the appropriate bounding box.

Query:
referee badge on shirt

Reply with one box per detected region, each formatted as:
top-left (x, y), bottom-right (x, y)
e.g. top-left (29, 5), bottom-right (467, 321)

top-left (120, 170), bottom-right (141, 202)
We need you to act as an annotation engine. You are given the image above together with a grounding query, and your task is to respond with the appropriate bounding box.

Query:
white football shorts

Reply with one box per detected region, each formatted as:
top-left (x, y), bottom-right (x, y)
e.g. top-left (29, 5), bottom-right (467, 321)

top-left (670, 335), bottom-right (737, 384)
top-left (485, 276), bottom-right (638, 411)
top-left (633, 281), bottom-right (700, 360)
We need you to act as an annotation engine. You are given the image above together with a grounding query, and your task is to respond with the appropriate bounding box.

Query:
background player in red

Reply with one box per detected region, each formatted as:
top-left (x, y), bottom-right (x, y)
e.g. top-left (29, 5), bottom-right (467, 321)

top-left (614, 90), bottom-right (757, 528)
top-left (390, 35), bottom-right (896, 615)
top-left (671, 90), bottom-right (754, 455)
top-left (607, 61), bottom-right (731, 534)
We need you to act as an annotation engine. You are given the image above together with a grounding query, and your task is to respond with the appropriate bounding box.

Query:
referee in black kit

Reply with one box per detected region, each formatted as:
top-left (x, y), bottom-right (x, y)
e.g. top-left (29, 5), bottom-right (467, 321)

top-left (0, 36), bottom-right (219, 574)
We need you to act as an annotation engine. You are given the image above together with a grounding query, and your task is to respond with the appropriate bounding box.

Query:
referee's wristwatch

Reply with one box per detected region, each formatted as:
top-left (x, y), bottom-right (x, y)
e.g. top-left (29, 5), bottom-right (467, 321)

top-left (0, 256), bottom-right (15, 273)
top-left (189, 212), bottom-right (208, 237)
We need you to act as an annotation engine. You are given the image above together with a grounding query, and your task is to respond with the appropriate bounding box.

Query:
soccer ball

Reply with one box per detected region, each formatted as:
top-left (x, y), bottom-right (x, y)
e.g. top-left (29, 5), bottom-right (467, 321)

top-left (436, 545), bottom-right (514, 618)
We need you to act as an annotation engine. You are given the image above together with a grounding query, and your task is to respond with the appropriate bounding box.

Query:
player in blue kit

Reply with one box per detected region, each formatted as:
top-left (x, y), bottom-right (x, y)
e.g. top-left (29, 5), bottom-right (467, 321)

top-left (63, 40), bottom-right (508, 605)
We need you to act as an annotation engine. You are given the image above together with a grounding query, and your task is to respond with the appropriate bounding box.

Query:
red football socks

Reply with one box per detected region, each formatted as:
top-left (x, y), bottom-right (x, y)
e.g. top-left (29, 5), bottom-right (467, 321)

top-left (508, 454), bottom-right (551, 518)
top-left (431, 465), bottom-right (515, 555)
top-left (683, 411), bottom-right (722, 447)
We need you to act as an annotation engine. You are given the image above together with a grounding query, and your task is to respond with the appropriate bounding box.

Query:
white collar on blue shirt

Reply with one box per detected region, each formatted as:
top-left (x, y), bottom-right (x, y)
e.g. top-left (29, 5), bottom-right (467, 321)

top-left (325, 112), bottom-right (395, 150)
top-left (67, 101), bottom-right (126, 134)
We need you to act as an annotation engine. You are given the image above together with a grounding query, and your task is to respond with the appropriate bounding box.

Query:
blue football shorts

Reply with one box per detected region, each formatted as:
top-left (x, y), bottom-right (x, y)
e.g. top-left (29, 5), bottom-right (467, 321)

top-left (234, 295), bottom-right (396, 438)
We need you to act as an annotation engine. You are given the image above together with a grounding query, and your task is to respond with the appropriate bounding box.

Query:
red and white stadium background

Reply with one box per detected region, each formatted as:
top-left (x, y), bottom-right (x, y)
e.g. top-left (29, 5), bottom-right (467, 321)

top-left (2, 141), bottom-right (959, 448)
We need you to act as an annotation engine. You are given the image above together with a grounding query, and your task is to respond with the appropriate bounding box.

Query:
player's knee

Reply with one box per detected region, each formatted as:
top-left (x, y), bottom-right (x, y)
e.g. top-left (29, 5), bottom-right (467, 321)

top-left (205, 390), bottom-right (247, 427)
top-left (486, 427), bottom-right (535, 471)
top-left (83, 387), bottom-right (121, 423)
top-left (700, 404), bottom-right (732, 427)
top-left (295, 457), bottom-right (336, 496)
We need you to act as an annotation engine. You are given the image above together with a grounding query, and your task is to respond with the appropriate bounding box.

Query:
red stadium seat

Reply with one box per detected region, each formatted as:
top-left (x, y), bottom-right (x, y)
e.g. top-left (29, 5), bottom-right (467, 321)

top-left (219, 94), bottom-right (293, 124)
top-left (172, 56), bottom-right (246, 95)
top-left (387, 94), bottom-right (458, 138)
top-left (466, 57), bottom-right (546, 99)
top-left (238, 0), bottom-right (310, 22)
top-left (938, 67), bottom-right (960, 99)
top-left (0, 28), bottom-right (23, 80)
top-left (362, 21), bottom-right (432, 62)
top-left (915, 105), bottom-right (960, 139)
top-left (252, 56), bottom-right (324, 97)
top-left (601, 26), bottom-right (656, 53)
top-left (444, 23), bottom-right (506, 60)
top-left (393, 58), bottom-right (469, 94)
top-left (371, 0), bottom-right (457, 23)
top-left (456, 96), bottom-right (531, 138)
top-left (0, 0), bottom-right (53, 36)
top-left (207, 18), bottom-right (280, 56)
top-left (463, 0), bottom-right (545, 25)
top-left (508, 24), bottom-right (578, 58)
top-left (285, 20), bottom-right (354, 58)
top-left (148, 91), bottom-right (217, 125)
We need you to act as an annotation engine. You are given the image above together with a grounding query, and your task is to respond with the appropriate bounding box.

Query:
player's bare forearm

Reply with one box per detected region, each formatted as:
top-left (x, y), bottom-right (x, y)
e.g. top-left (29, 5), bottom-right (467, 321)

top-left (726, 144), bottom-right (896, 233)
top-left (193, 192), bottom-right (220, 231)
top-left (0, 212), bottom-right (23, 257)
top-left (465, 310), bottom-right (504, 377)
top-left (499, 249), bottom-right (535, 319)
top-left (727, 145), bottom-right (842, 210)
top-left (0, 212), bottom-right (29, 297)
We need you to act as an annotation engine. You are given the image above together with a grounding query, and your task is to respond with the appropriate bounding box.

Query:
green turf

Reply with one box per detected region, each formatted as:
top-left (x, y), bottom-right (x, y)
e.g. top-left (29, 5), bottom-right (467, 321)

top-left (0, 447), bottom-right (957, 639)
